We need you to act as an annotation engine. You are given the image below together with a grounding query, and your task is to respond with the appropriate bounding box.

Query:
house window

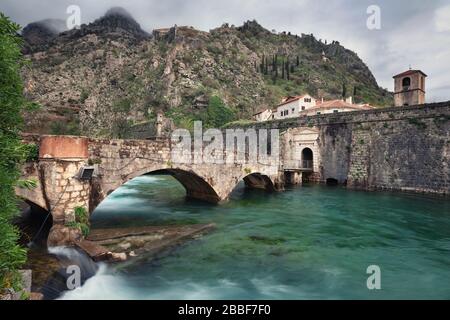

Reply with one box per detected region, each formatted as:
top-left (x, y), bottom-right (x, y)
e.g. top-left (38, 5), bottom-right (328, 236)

top-left (301, 106), bottom-right (306, 111)
top-left (317, 112), bottom-right (321, 115)
top-left (333, 110), bottom-right (339, 113)
top-left (292, 108), bottom-right (295, 113)
top-left (304, 98), bottom-right (311, 103)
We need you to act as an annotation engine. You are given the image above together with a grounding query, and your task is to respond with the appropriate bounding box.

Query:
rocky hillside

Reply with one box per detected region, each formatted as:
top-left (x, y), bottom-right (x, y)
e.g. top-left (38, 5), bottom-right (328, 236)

top-left (21, 19), bottom-right (67, 54)
top-left (21, 7), bottom-right (393, 137)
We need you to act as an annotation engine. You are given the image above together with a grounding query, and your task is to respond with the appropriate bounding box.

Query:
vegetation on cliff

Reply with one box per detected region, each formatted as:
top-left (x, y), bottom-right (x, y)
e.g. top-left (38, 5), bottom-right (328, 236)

top-left (21, 8), bottom-right (393, 137)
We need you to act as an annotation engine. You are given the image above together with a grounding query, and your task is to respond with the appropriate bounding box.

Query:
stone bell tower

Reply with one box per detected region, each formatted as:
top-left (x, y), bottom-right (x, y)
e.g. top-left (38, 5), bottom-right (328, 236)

top-left (393, 69), bottom-right (427, 107)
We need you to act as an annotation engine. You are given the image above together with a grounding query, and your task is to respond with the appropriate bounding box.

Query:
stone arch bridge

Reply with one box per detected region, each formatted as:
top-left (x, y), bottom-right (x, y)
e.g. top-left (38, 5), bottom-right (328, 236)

top-left (17, 134), bottom-right (284, 246)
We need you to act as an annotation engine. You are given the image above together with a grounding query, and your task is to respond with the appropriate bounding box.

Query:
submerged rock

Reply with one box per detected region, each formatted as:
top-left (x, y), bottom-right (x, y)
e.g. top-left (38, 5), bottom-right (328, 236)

top-left (82, 223), bottom-right (216, 263)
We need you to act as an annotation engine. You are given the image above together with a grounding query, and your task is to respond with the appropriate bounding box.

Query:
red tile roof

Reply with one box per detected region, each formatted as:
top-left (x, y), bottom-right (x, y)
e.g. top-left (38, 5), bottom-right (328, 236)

top-left (253, 107), bottom-right (271, 115)
top-left (277, 95), bottom-right (312, 107)
top-left (393, 70), bottom-right (427, 78)
top-left (311, 99), bottom-right (374, 111)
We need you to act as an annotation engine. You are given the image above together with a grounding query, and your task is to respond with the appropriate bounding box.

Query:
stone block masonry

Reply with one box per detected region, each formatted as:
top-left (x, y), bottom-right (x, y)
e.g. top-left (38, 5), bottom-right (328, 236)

top-left (347, 116), bottom-right (449, 194)
top-left (235, 101), bottom-right (450, 194)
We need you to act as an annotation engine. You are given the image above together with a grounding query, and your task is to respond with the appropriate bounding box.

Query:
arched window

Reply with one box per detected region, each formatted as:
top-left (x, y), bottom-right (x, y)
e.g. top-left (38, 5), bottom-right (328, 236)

top-left (302, 148), bottom-right (313, 169)
top-left (402, 77), bottom-right (411, 89)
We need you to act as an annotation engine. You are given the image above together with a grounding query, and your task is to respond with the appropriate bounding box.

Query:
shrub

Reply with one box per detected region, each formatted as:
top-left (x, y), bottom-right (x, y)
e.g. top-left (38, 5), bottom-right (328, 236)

top-left (24, 143), bottom-right (39, 162)
top-left (0, 13), bottom-right (29, 293)
top-left (79, 89), bottom-right (89, 104)
top-left (50, 119), bottom-right (80, 136)
top-left (66, 207), bottom-right (90, 238)
top-left (203, 96), bottom-right (236, 128)
top-left (113, 98), bottom-right (132, 113)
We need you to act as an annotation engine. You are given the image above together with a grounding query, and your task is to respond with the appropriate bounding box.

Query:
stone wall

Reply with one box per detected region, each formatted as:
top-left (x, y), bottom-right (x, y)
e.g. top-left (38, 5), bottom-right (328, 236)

top-left (347, 115), bottom-right (449, 194)
top-left (237, 101), bottom-right (450, 194)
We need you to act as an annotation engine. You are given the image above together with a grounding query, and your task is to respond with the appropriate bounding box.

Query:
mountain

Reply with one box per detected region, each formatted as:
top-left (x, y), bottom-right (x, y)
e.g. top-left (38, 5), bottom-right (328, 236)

top-left (21, 19), bottom-right (67, 53)
top-left (21, 9), bottom-right (393, 137)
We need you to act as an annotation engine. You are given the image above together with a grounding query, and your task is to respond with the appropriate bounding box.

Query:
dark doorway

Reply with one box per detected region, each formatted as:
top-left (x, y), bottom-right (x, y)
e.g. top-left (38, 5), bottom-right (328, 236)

top-left (326, 178), bottom-right (339, 186)
top-left (302, 148), bottom-right (313, 169)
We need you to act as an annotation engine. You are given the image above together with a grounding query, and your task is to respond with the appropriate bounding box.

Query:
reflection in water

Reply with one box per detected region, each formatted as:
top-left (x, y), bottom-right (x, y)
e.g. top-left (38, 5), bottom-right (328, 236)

top-left (57, 175), bottom-right (450, 299)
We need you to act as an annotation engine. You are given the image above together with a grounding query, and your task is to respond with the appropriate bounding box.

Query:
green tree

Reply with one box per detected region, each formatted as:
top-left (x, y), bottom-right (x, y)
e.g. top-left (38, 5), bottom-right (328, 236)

top-left (204, 96), bottom-right (235, 128)
top-left (260, 54), bottom-right (265, 74)
top-left (286, 59), bottom-right (290, 80)
top-left (0, 13), bottom-right (29, 292)
top-left (274, 54), bottom-right (278, 78)
top-left (342, 83), bottom-right (347, 99)
top-left (264, 56), bottom-right (269, 75)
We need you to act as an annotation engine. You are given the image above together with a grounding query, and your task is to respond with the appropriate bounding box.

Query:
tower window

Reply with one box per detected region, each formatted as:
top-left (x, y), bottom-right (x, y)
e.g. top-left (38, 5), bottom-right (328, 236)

top-left (402, 77), bottom-right (411, 90)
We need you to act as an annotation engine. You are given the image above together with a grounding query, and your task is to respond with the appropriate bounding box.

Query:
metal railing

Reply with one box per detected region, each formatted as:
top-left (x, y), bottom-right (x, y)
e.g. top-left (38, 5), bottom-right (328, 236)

top-left (302, 160), bottom-right (313, 169)
top-left (283, 160), bottom-right (313, 170)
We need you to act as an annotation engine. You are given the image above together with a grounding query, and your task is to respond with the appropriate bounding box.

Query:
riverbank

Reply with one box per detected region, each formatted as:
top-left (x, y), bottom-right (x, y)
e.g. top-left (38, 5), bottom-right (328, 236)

top-left (18, 220), bottom-right (216, 299)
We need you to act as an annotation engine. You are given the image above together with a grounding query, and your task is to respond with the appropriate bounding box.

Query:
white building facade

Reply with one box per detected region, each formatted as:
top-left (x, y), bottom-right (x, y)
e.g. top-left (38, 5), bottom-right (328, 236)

top-left (254, 94), bottom-right (374, 122)
top-left (253, 108), bottom-right (273, 122)
top-left (274, 94), bottom-right (317, 120)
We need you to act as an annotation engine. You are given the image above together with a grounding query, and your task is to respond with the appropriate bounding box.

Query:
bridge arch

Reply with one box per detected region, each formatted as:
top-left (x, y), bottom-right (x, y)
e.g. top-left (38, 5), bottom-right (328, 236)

top-left (91, 165), bottom-right (222, 211)
top-left (242, 172), bottom-right (276, 192)
top-left (13, 197), bottom-right (54, 246)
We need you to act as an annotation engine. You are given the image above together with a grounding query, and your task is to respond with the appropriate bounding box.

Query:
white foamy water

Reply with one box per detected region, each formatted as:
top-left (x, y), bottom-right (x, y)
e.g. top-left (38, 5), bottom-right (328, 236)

top-left (48, 246), bottom-right (84, 260)
top-left (59, 272), bottom-right (298, 300)
top-left (59, 265), bottom-right (133, 300)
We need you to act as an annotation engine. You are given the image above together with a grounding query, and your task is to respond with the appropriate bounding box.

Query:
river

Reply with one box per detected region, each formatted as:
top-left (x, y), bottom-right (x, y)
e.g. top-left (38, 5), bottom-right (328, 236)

top-left (58, 175), bottom-right (450, 299)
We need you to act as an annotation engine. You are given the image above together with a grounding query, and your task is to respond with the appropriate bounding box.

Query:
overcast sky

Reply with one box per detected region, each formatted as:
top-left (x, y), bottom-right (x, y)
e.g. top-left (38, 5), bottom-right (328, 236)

top-left (1, 0), bottom-right (450, 101)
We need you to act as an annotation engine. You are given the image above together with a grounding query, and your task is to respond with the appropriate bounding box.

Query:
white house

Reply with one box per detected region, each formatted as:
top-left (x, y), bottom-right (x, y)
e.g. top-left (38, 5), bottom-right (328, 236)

top-left (254, 94), bottom-right (374, 122)
top-left (274, 94), bottom-right (317, 120)
top-left (253, 107), bottom-right (273, 122)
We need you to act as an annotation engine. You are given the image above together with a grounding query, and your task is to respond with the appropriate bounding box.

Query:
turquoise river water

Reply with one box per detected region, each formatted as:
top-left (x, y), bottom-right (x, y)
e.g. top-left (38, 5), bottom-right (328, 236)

top-left (61, 175), bottom-right (450, 299)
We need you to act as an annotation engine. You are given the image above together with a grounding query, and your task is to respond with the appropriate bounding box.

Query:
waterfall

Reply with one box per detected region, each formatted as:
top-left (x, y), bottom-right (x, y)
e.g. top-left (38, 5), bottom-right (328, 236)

top-left (40, 246), bottom-right (99, 299)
